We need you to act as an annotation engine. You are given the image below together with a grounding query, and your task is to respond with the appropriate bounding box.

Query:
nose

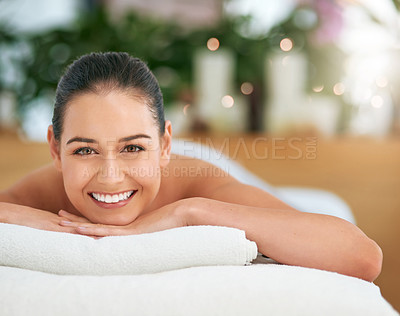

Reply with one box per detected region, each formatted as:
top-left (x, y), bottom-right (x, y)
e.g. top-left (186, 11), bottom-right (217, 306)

top-left (96, 157), bottom-right (126, 185)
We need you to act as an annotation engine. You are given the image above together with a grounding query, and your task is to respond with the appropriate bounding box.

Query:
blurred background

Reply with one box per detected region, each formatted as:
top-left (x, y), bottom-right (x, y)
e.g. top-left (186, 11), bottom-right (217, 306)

top-left (1, 0), bottom-right (400, 138)
top-left (0, 0), bottom-right (399, 310)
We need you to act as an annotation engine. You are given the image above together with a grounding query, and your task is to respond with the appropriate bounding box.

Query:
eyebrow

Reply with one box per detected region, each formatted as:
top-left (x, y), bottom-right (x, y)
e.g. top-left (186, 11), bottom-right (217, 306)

top-left (66, 134), bottom-right (152, 145)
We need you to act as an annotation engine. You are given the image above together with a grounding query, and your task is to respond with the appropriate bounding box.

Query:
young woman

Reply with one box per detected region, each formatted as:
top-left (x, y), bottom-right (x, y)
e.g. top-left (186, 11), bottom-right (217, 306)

top-left (0, 52), bottom-right (382, 281)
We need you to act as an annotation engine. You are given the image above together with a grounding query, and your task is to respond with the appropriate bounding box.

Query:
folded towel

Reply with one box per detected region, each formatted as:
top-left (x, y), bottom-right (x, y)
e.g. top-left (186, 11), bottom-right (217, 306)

top-left (0, 223), bottom-right (257, 275)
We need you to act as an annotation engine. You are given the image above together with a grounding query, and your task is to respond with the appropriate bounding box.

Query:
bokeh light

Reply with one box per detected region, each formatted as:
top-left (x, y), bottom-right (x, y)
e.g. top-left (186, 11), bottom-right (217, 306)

top-left (371, 95), bottom-right (383, 108)
top-left (207, 37), bottom-right (220, 51)
top-left (221, 95), bottom-right (234, 108)
top-left (312, 85), bottom-right (324, 93)
top-left (240, 82), bottom-right (254, 95)
top-left (280, 38), bottom-right (293, 52)
top-left (333, 82), bottom-right (345, 95)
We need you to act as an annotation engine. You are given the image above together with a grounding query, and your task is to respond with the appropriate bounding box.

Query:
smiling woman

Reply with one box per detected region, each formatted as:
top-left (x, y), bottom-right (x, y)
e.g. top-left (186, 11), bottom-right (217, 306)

top-left (0, 52), bottom-right (383, 282)
top-left (50, 89), bottom-right (169, 225)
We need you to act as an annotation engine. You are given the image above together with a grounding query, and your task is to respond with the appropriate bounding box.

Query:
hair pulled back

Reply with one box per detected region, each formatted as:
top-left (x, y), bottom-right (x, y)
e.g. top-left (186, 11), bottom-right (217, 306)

top-left (52, 52), bottom-right (165, 141)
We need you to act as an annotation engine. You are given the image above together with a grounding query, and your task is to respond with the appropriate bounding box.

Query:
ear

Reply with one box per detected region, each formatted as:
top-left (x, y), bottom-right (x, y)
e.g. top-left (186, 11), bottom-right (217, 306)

top-left (47, 125), bottom-right (62, 171)
top-left (159, 120), bottom-right (172, 168)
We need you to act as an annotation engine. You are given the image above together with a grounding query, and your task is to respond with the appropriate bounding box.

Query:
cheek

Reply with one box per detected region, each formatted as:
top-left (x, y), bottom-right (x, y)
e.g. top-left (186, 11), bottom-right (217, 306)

top-left (128, 162), bottom-right (159, 179)
top-left (126, 155), bottom-right (162, 189)
top-left (61, 160), bottom-right (93, 199)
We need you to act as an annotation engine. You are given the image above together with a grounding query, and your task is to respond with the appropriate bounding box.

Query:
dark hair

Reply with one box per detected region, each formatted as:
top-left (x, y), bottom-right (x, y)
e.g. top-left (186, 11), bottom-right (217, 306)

top-left (52, 52), bottom-right (165, 141)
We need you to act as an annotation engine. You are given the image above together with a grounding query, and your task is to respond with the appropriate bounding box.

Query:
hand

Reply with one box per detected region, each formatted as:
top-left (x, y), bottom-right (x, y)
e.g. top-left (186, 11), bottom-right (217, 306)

top-left (59, 199), bottom-right (191, 237)
top-left (58, 210), bottom-right (101, 238)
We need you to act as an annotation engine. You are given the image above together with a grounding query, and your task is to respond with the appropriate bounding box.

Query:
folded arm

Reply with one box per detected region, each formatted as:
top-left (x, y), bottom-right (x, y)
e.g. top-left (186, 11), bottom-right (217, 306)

top-left (186, 181), bottom-right (382, 282)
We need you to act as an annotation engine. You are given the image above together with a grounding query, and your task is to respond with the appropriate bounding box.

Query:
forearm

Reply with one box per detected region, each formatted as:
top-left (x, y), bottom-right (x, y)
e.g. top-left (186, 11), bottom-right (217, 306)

top-left (0, 201), bottom-right (53, 224)
top-left (0, 201), bottom-right (80, 234)
top-left (185, 197), bottom-right (382, 282)
top-left (0, 202), bottom-right (37, 223)
top-left (0, 190), bottom-right (49, 223)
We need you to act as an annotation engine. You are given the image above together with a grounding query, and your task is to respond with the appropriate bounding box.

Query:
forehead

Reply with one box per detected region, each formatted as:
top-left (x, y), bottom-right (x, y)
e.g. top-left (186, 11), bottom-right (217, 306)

top-left (61, 91), bottom-right (158, 141)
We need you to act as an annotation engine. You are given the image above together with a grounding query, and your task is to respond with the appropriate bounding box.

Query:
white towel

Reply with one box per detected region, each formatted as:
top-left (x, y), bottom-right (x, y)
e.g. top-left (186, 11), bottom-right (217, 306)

top-left (0, 223), bottom-right (257, 275)
top-left (0, 264), bottom-right (398, 316)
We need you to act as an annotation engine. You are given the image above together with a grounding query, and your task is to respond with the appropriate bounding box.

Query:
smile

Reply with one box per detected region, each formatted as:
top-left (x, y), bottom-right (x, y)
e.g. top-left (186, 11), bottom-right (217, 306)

top-left (89, 190), bottom-right (136, 204)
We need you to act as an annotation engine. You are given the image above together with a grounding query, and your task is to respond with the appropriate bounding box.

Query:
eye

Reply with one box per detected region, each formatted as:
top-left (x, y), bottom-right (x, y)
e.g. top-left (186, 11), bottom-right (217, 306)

top-left (122, 145), bottom-right (144, 153)
top-left (73, 147), bottom-right (97, 156)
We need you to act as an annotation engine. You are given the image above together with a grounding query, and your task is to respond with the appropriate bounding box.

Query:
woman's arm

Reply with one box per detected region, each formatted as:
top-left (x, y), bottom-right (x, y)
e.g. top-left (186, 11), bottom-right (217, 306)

top-left (0, 164), bottom-right (89, 233)
top-left (0, 199), bottom-right (79, 233)
top-left (181, 159), bottom-right (382, 282)
top-left (186, 190), bottom-right (382, 282)
top-left (0, 189), bottom-right (91, 234)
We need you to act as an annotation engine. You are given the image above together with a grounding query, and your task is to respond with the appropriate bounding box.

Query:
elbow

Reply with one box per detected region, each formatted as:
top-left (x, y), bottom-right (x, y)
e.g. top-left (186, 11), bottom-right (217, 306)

top-left (355, 239), bottom-right (383, 282)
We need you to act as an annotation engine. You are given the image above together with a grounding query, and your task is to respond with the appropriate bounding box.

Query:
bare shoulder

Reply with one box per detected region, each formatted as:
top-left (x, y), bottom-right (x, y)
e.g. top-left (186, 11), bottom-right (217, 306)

top-left (161, 153), bottom-right (235, 198)
top-left (161, 154), bottom-right (296, 210)
top-left (0, 164), bottom-right (72, 213)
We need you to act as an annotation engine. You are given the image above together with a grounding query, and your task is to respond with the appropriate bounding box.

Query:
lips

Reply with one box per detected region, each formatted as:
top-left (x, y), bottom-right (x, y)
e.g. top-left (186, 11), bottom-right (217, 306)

top-left (88, 190), bottom-right (137, 208)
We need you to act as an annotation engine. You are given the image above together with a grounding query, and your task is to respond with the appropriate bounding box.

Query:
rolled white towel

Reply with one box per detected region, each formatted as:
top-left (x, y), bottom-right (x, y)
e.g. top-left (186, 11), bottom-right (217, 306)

top-left (0, 223), bottom-right (257, 275)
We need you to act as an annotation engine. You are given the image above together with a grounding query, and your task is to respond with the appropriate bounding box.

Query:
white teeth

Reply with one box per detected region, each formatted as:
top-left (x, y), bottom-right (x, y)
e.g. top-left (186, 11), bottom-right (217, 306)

top-left (91, 191), bottom-right (134, 204)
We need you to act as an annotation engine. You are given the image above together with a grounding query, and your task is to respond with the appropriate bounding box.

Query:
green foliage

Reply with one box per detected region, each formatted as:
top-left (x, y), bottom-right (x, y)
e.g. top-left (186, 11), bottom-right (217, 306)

top-left (1, 5), bottom-right (279, 115)
top-left (392, 0), bottom-right (400, 11)
top-left (1, 1), bottom-right (350, 129)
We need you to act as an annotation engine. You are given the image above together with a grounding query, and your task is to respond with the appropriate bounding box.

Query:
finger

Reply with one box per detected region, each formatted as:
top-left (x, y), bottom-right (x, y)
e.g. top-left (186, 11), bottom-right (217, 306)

top-left (59, 221), bottom-right (112, 233)
top-left (75, 224), bottom-right (127, 237)
top-left (58, 210), bottom-right (91, 223)
top-left (55, 224), bottom-right (101, 239)
top-left (50, 224), bottom-right (80, 235)
top-left (59, 220), bottom-right (82, 228)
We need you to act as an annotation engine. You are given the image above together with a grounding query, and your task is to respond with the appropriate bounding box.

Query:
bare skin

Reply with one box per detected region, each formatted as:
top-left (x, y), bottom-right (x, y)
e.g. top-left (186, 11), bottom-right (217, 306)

top-left (0, 90), bottom-right (383, 282)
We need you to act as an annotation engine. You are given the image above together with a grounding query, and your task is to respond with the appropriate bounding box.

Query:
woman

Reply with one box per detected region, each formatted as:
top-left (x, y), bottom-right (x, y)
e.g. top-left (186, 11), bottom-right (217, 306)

top-left (0, 52), bottom-right (382, 281)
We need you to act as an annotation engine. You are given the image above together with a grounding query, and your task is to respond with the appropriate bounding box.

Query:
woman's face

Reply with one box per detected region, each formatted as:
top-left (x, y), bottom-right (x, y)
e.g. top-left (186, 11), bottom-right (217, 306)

top-left (49, 90), bottom-right (171, 225)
